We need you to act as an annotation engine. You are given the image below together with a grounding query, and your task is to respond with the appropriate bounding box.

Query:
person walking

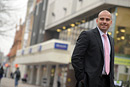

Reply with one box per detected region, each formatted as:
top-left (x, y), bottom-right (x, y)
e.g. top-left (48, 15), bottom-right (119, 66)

top-left (71, 10), bottom-right (115, 87)
top-left (22, 73), bottom-right (28, 83)
top-left (0, 66), bottom-right (4, 87)
top-left (57, 73), bottom-right (61, 87)
top-left (10, 72), bottom-right (14, 79)
top-left (14, 67), bottom-right (21, 87)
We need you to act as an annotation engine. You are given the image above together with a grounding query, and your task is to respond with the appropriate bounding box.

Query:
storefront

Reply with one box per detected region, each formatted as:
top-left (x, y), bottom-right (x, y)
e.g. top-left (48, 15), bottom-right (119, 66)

top-left (14, 39), bottom-right (72, 87)
top-left (113, 7), bottom-right (130, 85)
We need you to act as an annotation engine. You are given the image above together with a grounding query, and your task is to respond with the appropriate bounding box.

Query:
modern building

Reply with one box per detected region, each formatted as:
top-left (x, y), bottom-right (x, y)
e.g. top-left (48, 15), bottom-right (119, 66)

top-left (7, 0), bottom-right (36, 78)
top-left (22, 0), bottom-right (37, 48)
top-left (0, 52), bottom-right (3, 65)
top-left (30, 0), bottom-right (48, 45)
top-left (14, 0), bottom-right (130, 87)
top-left (7, 19), bottom-right (26, 77)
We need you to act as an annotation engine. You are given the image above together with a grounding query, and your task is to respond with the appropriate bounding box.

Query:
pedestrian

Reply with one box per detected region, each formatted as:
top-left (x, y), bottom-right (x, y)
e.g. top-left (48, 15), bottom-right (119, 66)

top-left (71, 10), bottom-right (115, 87)
top-left (0, 66), bottom-right (4, 87)
top-left (14, 67), bottom-right (21, 87)
top-left (10, 72), bottom-right (14, 79)
top-left (22, 73), bottom-right (28, 83)
top-left (57, 73), bottom-right (61, 87)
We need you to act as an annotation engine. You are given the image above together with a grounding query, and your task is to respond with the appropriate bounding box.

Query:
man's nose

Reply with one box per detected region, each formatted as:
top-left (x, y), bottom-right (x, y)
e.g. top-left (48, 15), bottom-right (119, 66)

top-left (103, 19), bottom-right (107, 23)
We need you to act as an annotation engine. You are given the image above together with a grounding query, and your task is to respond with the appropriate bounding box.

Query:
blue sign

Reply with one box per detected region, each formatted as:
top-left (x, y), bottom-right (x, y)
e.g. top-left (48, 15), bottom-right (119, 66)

top-left (29, 48), bottom-right (32, 53)
top-left (38, 45), bottom-right (42, 52)
top-left (54, 43), bottom-right (68, 50)
top-left (22, 50), bottom-right (24, 55)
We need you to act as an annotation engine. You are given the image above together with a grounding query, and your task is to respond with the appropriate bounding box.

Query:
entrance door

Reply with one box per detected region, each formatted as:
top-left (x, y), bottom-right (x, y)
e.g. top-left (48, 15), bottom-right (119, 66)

top-left (50, 65), bottom-right (56, 87)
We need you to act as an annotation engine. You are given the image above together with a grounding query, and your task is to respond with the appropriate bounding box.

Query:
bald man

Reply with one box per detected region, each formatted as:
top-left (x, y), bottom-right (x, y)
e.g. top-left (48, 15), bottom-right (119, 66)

top-left (72, 10), bottom-right (115, 87)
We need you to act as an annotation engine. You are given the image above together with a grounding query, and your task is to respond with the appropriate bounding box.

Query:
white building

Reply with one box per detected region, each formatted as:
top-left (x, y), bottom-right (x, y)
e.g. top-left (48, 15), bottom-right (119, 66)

top-left (14, 39), bottom-right (73, 86)
top-left (14, 0), bottom-right (130, 86)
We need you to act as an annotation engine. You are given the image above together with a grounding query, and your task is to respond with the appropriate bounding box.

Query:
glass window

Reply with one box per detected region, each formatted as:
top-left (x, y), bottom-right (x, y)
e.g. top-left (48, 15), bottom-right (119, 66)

top-left (84, 21), bottom-right (89, 30)
top-left (114, 7), bottom-right (130, 59)
top-left (93, 18), bottom-right (97, 29)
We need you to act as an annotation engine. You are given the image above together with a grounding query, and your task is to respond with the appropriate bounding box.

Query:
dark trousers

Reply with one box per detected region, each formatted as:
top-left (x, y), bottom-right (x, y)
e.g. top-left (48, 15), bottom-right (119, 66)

top-left (97, 75), bottom-right (110, 87)
top-left (15, 78), bottom-right (19, 87)
top-left (57, 81), bottom-right (61, 87)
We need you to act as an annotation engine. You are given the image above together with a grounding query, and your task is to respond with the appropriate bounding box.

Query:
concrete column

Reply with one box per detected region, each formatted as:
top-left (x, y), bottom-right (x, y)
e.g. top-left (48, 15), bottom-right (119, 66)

top-left (24, 65), bottom-right (28, 74)
top-left (42, 65), bottom-right (51, 87)
top-left (29, 66), bottom-right (34, 84)
top-left (24, 65), bottom-right (29, 82)
top-left (127, 68), bottom-right (130, 81)
top-left (19, 65), bottom-right (27, 78)
top-left (36, 65), bottom-right (42, 85)
top-left (117, 65), bottom-right (120, 80)
top-left (6, 67), bottom-right (10, 78)
top-left (27, 66), bottom-right (31, 84)
top-left (53, 64), bottom-right (59, 87)
top-left (46, 65), bottom-right (51, 87)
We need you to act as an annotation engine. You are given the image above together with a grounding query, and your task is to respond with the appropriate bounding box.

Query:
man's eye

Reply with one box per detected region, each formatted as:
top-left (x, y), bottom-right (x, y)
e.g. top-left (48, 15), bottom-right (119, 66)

top-left (106, 18), bottom-right (110, 21)
top-left (100, 18), bottom-right (104, 21)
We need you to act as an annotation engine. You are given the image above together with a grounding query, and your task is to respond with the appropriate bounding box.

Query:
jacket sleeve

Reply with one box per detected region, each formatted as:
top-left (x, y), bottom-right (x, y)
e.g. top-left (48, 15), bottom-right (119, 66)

top-left (71, 31), bottom-right (90, 81)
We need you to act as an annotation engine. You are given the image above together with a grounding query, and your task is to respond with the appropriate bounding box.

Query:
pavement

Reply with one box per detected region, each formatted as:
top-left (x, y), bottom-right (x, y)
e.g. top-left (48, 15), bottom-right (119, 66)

top-left (1, 78), bottom-right (42, 87)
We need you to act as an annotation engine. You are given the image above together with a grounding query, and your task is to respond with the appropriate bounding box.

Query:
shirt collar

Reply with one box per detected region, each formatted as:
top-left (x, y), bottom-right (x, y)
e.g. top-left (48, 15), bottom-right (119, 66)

top-left (97, 26), bottom-right (107, 36)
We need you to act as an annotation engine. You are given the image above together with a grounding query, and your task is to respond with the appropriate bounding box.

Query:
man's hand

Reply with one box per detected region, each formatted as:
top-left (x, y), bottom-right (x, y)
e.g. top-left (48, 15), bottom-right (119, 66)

top-left (78, 80), bottom-right (84, 87)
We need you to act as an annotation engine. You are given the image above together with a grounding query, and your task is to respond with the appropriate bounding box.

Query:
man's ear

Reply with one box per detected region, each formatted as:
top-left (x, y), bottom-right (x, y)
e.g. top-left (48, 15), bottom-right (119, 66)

top-left (96, 18), bottom-right (98, 24)
top-left (110, 20), bottom-right (112, 25)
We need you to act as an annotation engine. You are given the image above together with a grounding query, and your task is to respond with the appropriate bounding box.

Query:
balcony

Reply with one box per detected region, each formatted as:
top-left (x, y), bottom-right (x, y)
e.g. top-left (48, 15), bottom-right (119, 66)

top-left (14, 39), bottom-right (72, 65)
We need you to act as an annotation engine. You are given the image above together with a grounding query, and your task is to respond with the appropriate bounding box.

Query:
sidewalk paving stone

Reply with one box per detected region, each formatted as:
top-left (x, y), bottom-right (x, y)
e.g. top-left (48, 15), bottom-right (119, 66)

top-left (1, 78), bottom-right (42, 87)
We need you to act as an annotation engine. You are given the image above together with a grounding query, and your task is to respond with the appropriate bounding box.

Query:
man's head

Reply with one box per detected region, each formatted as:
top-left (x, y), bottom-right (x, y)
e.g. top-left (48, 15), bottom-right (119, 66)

top-left (16, 67), bottom-right (19, 70)
top-left (96, 10), bottom-right (112, 33)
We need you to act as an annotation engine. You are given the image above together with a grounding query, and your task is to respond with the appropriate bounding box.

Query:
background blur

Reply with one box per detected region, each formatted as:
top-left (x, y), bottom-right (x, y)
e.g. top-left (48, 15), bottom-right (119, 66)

top-left (0, 0), bottom-right (130, 87)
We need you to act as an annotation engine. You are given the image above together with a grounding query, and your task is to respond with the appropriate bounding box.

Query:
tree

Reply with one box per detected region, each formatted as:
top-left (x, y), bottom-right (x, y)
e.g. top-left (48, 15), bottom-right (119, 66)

top-left (0, 0), bottom-right (28, 56)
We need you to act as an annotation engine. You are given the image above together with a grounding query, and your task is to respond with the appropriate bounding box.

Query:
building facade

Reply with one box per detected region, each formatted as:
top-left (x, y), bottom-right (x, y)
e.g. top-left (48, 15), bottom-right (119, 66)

top-left (30, 0), bottom-right (48, 45)
top-left (14, 0), bottom-right (130, 87)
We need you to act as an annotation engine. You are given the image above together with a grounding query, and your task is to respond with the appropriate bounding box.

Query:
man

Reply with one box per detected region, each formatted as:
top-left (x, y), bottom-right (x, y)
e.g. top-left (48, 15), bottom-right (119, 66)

top-left (0, 66), bottom-right (4, 87)
top-left (71, 10), bottom-right (115, 87)
top-left (14, 67), bottom-right (21, 87)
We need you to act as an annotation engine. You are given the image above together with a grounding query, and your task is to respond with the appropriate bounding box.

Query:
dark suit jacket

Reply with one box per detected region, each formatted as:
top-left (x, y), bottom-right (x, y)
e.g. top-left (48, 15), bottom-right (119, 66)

top-left (71, 28), bottom-right (115, 87)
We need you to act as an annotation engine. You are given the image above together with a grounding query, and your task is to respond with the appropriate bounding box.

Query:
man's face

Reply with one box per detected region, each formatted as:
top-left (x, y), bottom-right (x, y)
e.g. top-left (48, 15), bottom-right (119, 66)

top-left (96, 11), bottom-right (112, 33)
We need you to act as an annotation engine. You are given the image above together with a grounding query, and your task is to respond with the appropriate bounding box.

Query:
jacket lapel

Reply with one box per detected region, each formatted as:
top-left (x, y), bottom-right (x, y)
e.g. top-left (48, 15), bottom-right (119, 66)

top-left (93, 28), bottom-right (104, 57)
top-left (107, 34), bottom-right (114, 59)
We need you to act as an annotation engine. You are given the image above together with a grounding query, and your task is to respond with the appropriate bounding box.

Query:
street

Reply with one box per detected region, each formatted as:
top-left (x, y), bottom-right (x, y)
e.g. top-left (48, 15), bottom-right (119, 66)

top-left (1, 78), bottom-right (42, 87)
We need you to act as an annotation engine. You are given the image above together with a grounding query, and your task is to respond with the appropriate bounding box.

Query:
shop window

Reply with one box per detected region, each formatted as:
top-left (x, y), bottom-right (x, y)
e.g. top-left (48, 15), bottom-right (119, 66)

top-left (125, 67), bottom-right (128, 73)
top-left (114, 7), bottom-right (130, 59)
top-left (116, 26), bottom-right (126, 43)
top-left (115, 26), bottom-right (130, 57)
